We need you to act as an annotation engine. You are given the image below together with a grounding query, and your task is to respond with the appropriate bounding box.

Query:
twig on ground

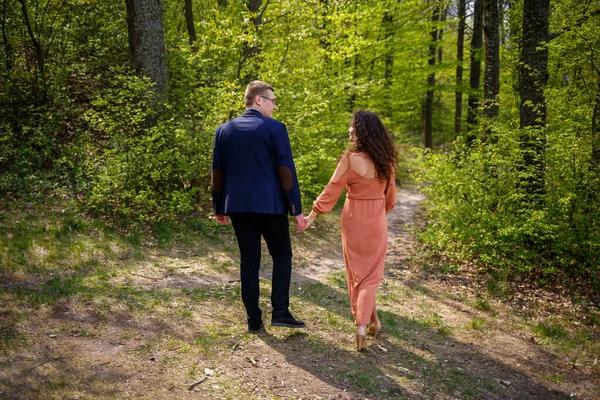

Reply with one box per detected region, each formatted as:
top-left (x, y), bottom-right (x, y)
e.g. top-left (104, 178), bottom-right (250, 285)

top-left (197, 304), bottom-right (235, 324)
top-left (187, 377), bottom-right (206, 390)
top-left (23, 357), bottom-right (63, 374)
top-left (130, 272), bottom-right (163, 280)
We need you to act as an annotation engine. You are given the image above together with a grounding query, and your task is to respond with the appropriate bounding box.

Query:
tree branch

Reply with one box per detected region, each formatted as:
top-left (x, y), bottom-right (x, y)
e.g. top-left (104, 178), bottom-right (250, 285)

top-left (548, 8), bottom-right (600, 41)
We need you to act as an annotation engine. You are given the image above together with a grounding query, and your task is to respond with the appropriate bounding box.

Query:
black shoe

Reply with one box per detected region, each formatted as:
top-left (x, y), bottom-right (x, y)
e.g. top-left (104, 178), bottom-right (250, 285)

top-left (271, 314), bottom-right (306, 328)
top-left (248, 321), bottom-right (264, 333)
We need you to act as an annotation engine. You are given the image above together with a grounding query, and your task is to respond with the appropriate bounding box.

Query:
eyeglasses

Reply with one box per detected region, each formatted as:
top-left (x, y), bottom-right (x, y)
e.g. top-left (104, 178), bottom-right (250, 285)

top-left (260, 95), bottom-right (277, 105)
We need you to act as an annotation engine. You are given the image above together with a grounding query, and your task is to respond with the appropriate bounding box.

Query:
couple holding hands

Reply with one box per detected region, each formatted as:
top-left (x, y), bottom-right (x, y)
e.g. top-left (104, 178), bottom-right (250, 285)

top-left (212, 81), bottom-right (396, 351)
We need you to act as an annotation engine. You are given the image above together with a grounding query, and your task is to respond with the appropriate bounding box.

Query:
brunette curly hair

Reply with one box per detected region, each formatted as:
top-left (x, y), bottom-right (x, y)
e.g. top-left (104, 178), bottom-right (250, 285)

top-left (348, 110), bottom-right (397, 183)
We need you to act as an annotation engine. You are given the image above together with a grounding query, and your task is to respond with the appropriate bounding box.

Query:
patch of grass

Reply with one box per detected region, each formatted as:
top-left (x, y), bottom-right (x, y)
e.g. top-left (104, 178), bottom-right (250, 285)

top-left (587, 311), bottom-right (600, 326)
top-left (346, 363), bottom-right (381, 392)
top-left (126, 228), bottom-right (142, 246)
top-left (548, 374), bottom-right (565, 383)
top-left (421, 312), bottom-right (444, 328)
top-left (437, 325), bottom-right (452, 336)
top-left (325, 271), bottom-right (347, 289)
top-left (438, 263), bottom-right (459, 274)
top-left (471, 297), bottom-right (492, 312)
top-left (532, 319), bottom-right (579, 351)
top-left (533, 320), bottom-right (568, 340)
top-left (486, 278), bottom-right (507, 298)
top-left (469, 317), bottom-right (486, 330)
top-left (12, 276), bottom-right (83, 306)
top-left (0, 327), bottom-right (26, 353)
top-left (154, 221), bottom-right (174, 247)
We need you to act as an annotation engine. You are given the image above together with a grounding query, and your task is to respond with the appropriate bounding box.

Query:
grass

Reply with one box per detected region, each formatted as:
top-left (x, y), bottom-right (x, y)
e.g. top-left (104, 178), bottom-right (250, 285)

top-left (471, 297), bottom-right (492, 312)
top-left (469, 317), bottom-right (486, 330)
top-left (1, 199), bottom-right (599, 399)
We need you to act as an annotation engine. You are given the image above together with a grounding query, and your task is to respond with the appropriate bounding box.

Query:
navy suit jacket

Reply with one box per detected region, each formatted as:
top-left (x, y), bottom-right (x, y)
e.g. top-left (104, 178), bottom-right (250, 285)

top-left (212, 109), bottom-right (302, 216)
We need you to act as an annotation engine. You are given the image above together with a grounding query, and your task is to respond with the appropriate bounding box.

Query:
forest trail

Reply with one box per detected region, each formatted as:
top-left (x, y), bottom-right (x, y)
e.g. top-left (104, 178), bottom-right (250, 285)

top-left (0, 187), bottom-right (598, 399)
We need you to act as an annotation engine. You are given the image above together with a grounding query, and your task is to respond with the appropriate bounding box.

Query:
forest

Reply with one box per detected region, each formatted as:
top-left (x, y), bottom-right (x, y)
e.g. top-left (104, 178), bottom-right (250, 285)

top-left (2, 0), bottom-right (598, 286)
top-left (1, 0), bottom-right (600, 397)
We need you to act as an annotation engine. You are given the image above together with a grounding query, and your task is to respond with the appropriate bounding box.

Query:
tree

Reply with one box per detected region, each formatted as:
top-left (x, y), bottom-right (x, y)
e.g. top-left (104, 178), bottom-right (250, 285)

top-left (519, 0), bottom-right (550, 202)
top-left (18, 0), bottom-right (46, 102)
top-left (184, 0), bottom-right (197, 53)
top-left (482, 0), bottom-right (500, 141)
top-left (236, 0), bottom-right (264, 81)
top-left (455, 0), bottom-right (466, 136)
top-left (125, 0), bottom-right (168, 102)
top-left (424, 1), bottom-right (443, 149)
top-left (467, 0), bottom-right (483, 141)
top-left (1, 0), bottom-right (13, 73)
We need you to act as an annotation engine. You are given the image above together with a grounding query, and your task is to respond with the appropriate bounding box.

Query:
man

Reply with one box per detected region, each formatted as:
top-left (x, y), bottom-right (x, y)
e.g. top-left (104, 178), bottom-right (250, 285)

top-left (212, 81), bottom-right (306, 332)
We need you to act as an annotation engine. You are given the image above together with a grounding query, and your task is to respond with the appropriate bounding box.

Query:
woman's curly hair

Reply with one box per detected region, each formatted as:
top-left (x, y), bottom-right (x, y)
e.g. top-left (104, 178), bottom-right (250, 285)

top-left (348, 110), bottom-right (397, 183)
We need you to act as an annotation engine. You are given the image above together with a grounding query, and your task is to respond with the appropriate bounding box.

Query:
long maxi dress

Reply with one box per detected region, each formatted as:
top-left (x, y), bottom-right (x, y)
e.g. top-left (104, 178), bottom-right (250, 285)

top-left (312, 152), bottom-right (396, 325)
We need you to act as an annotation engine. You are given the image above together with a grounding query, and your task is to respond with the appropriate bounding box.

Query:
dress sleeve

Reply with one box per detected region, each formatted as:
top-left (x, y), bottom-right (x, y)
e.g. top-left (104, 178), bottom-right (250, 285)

top-left (273, 123), bottom-right (303, 216)
top-left (312, 155), bottom-right (350, 214)
top-left (212, 128), bottom-right (225, 215)
top-left (385, 170), bottom-right (397, 213)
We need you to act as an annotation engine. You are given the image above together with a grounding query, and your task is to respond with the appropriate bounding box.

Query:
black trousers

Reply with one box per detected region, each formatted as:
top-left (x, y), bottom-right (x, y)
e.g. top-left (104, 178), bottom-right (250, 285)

top-left (230, 213), bottom-right (292, 325)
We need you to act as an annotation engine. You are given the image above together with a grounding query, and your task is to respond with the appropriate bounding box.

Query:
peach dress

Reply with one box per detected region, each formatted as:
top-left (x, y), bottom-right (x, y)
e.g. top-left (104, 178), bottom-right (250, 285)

top-left (312, 152), bottom-right (396, 325)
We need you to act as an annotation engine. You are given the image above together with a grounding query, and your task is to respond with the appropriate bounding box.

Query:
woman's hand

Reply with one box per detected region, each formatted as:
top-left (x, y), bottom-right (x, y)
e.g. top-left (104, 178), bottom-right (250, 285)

top-left (304, 211), bottom-right (317, 230)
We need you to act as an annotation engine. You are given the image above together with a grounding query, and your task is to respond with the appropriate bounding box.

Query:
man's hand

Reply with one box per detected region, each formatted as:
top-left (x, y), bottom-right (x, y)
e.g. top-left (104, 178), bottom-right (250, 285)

top-left (215, 215), bottom-right (229, 225)
top-left (295, 214), bottom-right (306, 231)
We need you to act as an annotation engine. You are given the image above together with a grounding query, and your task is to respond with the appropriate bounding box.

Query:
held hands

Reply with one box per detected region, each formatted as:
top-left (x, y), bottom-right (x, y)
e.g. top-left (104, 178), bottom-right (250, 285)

top-left (302, 211), bottom-right (317, 231)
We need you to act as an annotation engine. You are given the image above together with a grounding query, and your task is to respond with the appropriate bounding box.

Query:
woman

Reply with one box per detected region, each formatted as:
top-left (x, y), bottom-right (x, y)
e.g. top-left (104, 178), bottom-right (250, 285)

top-left (304, 110), bottom-right (397, 351)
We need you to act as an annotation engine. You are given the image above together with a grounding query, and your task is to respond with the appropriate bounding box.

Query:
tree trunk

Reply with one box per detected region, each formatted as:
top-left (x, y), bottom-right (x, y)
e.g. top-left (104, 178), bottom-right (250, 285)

top-left (482, 0), bottom-right (500, 141)
top-left (518, 0), bottom-right (549, 202)
top-left (424, 1), bottom-right (441, 149)
top-left (184, 0), bottom-right (197, 52)
top-left (125, 0), bottom-right (168, 102)
top-left (236, 0), bottom-right (263, 81)
top-left (455, 0), bottom-right (466, 137)
top-left (383, 10), bottom-right (393, 119)
top-left (593, 75), bottom-right (600, 165)
top-left (467, 0), bottom-right (483, 142)
top-left (2, 0), bottom-right (12, 73)
top-left (18, 0), bottom-right (46, 102)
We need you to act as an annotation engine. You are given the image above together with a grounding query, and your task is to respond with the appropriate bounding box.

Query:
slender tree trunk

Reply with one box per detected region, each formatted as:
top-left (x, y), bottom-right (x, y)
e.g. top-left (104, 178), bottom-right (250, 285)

top-left (518, 0), bottom-right (549, 202)
top-left (482, 0), bottom-right (500, 141)
top-left (2, 0), bottom-right (12, 73)
top-left (424, 1), bottom-right (442, 149)
top-left (455, 0), bottom-right (466, 137)
top-left (125, 0), bottom-right (168, 103)
top-left (467, 0), bottom-right (483, 142)
top-left (593, 75), bottom-right (600, 165)
top-left (184, 0), bottom-right (197, 53)
top-left (18, 0), bottom-right (46, 102)
top-left (437, 4), bottom-right (447, 65)
top-left (383, 10), bottom-right (394, 119)
top-left (236, 0), bottom-right (263, 81)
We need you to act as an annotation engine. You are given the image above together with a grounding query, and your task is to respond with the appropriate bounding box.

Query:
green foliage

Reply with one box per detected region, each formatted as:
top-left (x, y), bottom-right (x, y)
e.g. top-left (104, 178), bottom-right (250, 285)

top-left (417, 116), bottom-right (600, 282)
top-left (83, 70), bottom-right (197, 221)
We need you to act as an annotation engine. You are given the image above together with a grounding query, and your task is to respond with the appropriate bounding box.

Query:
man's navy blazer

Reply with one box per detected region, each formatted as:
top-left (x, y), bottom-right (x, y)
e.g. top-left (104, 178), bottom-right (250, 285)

top-left (212, 109), bottom-right (302, 216)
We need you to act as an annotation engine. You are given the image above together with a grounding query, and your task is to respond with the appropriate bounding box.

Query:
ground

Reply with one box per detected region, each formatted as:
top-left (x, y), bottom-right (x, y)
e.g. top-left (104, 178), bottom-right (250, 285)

top-left (0, 187), bottom-right (599, 399)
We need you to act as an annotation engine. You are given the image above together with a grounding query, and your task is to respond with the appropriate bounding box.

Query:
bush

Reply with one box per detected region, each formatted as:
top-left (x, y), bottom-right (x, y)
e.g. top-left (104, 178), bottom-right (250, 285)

top-left (84, 70), bottom-right (199, 221)
top-left (416, 123), bottom-right (600, 284)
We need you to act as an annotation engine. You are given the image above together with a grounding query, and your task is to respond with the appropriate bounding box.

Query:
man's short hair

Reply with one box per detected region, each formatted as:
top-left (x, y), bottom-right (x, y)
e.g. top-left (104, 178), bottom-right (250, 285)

top-left (245, 81), bottom-right (274, 108)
